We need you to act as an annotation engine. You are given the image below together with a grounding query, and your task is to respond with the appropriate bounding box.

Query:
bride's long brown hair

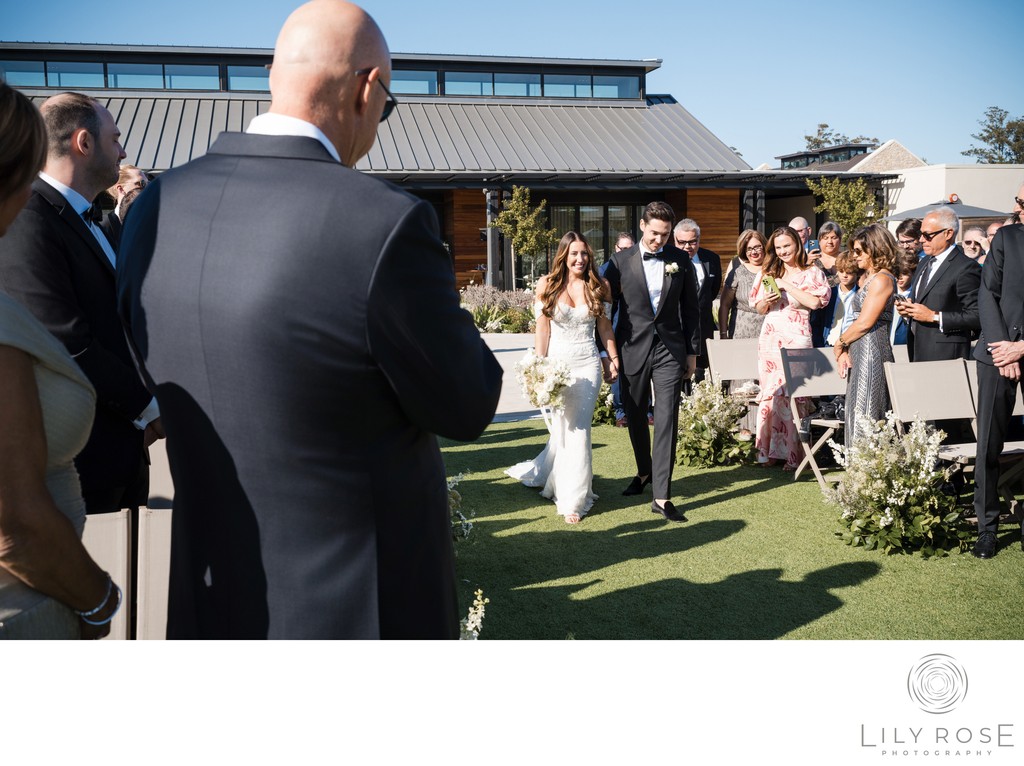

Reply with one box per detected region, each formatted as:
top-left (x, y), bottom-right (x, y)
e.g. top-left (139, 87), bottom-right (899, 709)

top-left (539, 231), bottom-right (608, 318)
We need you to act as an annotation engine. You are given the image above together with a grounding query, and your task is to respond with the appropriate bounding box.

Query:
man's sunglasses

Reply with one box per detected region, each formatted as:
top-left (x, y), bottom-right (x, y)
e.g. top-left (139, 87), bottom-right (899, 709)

top-left (919, 228), bottom-right (950, 242)
top-left (356, 68), bottom-right (398, 122)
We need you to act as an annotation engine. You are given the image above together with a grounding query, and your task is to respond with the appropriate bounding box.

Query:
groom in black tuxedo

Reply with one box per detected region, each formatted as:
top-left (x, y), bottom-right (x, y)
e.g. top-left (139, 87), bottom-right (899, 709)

top-left (603, 202), bottom-right (700, 522)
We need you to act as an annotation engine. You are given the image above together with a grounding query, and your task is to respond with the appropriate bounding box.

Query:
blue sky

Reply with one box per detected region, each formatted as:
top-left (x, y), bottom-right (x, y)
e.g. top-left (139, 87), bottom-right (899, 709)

top-left (3, 0), bottom-right (1020, 168)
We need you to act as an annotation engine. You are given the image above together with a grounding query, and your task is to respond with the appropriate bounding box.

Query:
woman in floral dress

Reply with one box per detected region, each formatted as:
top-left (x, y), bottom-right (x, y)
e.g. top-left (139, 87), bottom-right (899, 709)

top-left (750, 226), bottom-right (831, 469)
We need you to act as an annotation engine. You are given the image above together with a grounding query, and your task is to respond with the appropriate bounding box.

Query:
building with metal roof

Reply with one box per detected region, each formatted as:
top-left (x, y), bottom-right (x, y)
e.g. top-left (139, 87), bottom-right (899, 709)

top-left (1, 42), bottom-right (886, 287)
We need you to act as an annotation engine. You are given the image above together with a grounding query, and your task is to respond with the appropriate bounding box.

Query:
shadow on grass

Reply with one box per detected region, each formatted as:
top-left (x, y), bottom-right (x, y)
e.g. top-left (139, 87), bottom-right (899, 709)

top-left (449, 420), bottom-right (881, 639)
top-left (505, 561), bottom-right (881, 639)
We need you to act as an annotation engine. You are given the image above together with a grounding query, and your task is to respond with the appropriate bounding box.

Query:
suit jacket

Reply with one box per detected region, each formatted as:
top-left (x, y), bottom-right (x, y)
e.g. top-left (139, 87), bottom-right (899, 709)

top-left (0, 179), bottom-right (150, 497)
top-left (99, 210), bottom-right (123, 251)
top-left (665, 245), bottom-right (721, 352)
top-left (117, 133), bottom-right (502, 639)
top-left (907, 245), bottom-right (981, 362)
top-left (602, 244), bottom-right (701, 384)
top-left (974, 224), bottom-right (1024, 368)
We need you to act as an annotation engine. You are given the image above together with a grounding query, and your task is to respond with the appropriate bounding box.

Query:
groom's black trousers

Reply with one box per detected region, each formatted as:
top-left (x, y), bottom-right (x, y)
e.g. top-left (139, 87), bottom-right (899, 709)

top-left (621, 339), bottom-right (683, 500)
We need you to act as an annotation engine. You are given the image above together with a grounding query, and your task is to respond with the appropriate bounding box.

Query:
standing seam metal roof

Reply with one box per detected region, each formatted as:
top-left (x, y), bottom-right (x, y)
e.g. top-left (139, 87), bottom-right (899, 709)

top-left (27, 92), bottom-right (749, 175)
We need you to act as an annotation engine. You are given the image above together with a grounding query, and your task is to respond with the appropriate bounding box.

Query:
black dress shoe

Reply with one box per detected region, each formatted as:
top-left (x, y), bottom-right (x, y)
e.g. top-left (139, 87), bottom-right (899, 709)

top-left (622, 475), bottom-right (652, 496)
top-left (652, 500), bottom-right (687, 523)
top-left (972, 531), bottom-right (997, 559)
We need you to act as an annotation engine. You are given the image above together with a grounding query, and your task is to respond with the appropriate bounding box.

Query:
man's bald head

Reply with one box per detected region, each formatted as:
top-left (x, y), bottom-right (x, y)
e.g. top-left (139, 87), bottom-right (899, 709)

top-left (269, 1), bottom-right (391, 166)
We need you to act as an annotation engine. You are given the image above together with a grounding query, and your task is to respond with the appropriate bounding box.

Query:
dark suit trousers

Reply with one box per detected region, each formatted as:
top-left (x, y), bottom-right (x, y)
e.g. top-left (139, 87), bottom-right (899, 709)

top-left (973, 361), bottom-right (1021, 534)
top-left (621, 339), bottom-right (682, 499)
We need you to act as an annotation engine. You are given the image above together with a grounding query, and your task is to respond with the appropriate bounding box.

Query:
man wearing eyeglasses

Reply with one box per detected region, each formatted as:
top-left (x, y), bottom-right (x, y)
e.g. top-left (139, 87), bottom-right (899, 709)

top-left (117, 0), bottom-right (502, 638)
top-left (971, 185), bottom-right (1024, 558)
top-left (895, 218), bottom-right (924, 259)
top-left (668, 218), bottom-right (720, 387)
top-left (895, 206), bottom-right (981, 364)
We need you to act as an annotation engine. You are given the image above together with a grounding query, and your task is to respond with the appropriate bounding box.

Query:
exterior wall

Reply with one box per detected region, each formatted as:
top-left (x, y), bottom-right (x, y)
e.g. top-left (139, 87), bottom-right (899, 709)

top-left (765, 196), bottom-right (816, 233)
top-left (886, 164), bottom-right (1024, 224)
top-left (684, 189), bottom-right (740, 266)
top-left (444, 189), bottom-right (488, 289)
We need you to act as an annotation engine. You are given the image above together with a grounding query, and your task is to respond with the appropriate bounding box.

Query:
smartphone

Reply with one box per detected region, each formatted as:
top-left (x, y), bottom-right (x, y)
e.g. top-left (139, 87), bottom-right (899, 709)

top-left (806, 239), bottom-right (820, 254)
top-left (894, 294), bottom-right (909, 304)
top-left (761, 274), bottom-right (781, 298)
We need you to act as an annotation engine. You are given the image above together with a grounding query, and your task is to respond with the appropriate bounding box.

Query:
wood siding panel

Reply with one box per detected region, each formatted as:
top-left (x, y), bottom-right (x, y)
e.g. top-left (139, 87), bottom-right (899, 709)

top-left (683, 189), bottom-right (741, 283)
top-left (446, 189), bottom-right (487, 289)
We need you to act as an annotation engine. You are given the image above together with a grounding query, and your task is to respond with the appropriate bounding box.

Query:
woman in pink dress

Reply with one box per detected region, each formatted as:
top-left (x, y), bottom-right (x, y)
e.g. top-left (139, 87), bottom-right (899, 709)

top-left (750, 226), bottom-right (831, 469)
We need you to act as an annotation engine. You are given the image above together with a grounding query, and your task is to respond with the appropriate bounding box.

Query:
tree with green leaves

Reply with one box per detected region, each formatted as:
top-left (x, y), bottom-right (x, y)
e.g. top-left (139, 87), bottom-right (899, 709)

top-left (961, 106), bottom-right (1024, 164)
top-left (805, 177), bottom-right (886, 236)
top-left (804, 123), bottom-right (878, 151)
top-left (488, 185), bottom-right (559, 286)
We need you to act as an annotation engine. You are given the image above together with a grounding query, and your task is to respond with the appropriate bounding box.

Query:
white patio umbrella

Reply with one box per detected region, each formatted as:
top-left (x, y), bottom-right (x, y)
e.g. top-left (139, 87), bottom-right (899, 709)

top-left (886, 194), bottom-right (1009, 221)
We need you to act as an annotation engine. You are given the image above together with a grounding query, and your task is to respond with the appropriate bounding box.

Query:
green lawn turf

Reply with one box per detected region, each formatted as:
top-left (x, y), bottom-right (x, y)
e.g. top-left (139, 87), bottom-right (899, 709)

top-left (442, 420), bottom-right (1024, 640)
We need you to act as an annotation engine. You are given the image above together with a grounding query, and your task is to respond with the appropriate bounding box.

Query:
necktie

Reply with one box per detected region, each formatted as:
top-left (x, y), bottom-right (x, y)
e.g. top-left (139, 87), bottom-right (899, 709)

top-left (917, 258), bottom-right (935, 298)
top-left (86, 219), bottom-right (117, 269)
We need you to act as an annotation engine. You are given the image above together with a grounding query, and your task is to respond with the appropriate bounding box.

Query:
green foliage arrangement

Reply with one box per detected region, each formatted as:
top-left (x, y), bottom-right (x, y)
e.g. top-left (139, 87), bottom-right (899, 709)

top-left (487, 186), bottom-right (559, 283)
top-left (459, 283), bottom-right (535, 333)
top-left (676, 379), bottom-right (755, 467)
top-left (828, 414), bottom-right (970, 558)
top-left (806, 176), bottom-right (887, 236)
top-left (592, 381), bottom-right (617, 426)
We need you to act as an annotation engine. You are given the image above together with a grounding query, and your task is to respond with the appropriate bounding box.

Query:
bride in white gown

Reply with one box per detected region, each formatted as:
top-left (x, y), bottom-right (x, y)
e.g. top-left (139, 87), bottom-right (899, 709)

top-left (506, 231), bottom-right (619, 523)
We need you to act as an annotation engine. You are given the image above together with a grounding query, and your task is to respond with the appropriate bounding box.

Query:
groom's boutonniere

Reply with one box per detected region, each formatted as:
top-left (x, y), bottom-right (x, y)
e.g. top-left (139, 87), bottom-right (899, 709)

top-left (664, 262), bottom-right (679, 276)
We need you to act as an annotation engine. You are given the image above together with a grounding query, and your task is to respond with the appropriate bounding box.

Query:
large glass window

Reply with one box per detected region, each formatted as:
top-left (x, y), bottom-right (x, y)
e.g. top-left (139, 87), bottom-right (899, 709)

top-left (544, 74), bottom-right (591, 98)
top-left (107, 62), bottom-right (164, 89)
top-left (227, 65), bottom-right (269, 91)
top-left (391, 69), bottom-right (437, 95)
top-left (608, 205), bottom-right (632, 255)
top-left (0, 60), bottom-right (45, 87)
top-left (445, 71), bottom-right (492, 96)
top-left (46, 61), bottom-right (104, 88)
top-left (494, 72), bottom-right (541, 97)
top-left (593, 75), bottom-right (639, 99)
top-left (580, 206), bottom-right (605, 263)
top-left (550, 206), bottom-right (576, 239)
top-left (164, 64), bottom-right (219, 90)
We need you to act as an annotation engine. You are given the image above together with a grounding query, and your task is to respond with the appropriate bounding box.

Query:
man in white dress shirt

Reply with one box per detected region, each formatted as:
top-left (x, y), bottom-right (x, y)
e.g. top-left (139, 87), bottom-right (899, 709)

top-left (0, 92), bottom-right (162, 514)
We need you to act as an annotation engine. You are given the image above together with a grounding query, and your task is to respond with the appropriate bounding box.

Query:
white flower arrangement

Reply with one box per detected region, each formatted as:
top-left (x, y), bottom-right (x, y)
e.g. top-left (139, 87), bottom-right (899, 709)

top-left (827, 412), bottom-right (969, 556)
top-left (664, 262), bottom-right (679, 275)
top-left (447, 473), bottom-right (474, 543)
top-left (459, 589), bottom-right (490, 640)
top-left (676, 379), bottom-right (753, 466)
top-left (514, 350), bottom-right (572, 412)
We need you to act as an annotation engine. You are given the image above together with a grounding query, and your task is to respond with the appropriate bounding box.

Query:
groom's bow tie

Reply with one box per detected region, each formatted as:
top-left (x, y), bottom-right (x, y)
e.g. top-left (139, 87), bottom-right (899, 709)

top-left (642, 250), bottom-right (663, 260)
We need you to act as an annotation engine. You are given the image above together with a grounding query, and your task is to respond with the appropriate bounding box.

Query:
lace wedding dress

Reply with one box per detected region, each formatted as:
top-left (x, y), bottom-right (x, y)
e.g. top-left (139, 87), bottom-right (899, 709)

top-left (506, 302), bottom-right (608, 519)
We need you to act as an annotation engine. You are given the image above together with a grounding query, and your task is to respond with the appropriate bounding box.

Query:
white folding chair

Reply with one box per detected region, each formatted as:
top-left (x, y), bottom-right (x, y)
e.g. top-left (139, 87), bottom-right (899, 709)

top-left (81, 510), bottom-right (132, 640)
top-left (136, 508), bottom-right (173, 640)
top-left (963, 360), bottom-right (1024, 510)
top-left (705, 337), bottom-right (760, 386)
top-left (891, 344), bottom-right (910, 364)
top-left (780, 347), bottom-right (847, 492)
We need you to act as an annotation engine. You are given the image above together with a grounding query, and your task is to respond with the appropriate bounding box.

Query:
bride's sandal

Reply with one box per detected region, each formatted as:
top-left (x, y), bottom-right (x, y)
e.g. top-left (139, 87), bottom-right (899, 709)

top-left (564, 513), bottom-right (582, 524)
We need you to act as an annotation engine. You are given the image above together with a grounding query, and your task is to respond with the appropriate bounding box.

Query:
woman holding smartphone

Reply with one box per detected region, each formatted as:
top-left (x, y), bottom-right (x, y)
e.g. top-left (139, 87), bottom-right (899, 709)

top-left (833, 224), bottom-right (898, 449)
top-left (750, 226), bottom-right (831, 469)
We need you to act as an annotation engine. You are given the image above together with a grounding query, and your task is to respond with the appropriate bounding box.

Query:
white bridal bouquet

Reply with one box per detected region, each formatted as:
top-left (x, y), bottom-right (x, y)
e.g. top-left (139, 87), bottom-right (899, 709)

top-left (514, 350), bottom-right (572, 412)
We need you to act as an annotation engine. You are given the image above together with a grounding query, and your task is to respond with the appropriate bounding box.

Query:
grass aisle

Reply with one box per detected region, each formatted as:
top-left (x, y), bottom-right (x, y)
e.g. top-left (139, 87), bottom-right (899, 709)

top-left (442, 420), bottom-right (1024, 640)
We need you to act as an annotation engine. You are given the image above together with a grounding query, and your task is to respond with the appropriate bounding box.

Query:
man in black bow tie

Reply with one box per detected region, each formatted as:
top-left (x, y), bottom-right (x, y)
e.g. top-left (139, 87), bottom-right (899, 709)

top-left (602, 201), bottom-right (700, 522)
